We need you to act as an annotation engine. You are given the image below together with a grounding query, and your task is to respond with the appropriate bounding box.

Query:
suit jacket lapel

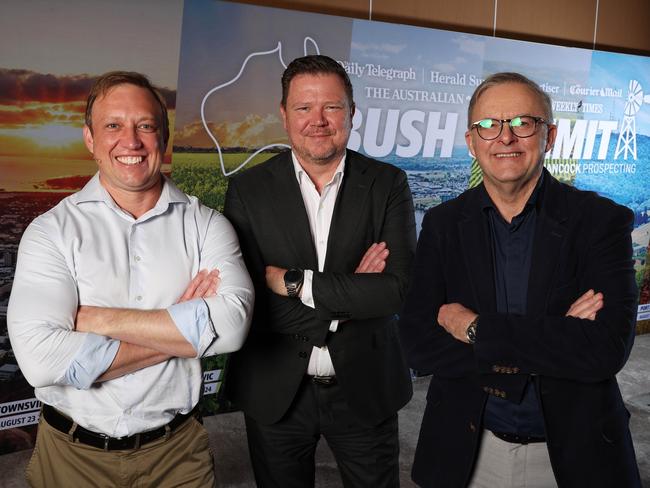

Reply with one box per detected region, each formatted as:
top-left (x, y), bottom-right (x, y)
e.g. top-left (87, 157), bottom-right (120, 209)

top-left (526, 170), bottom-right (569, 315)
top-left (325, 152), bottom-right (374, 271)
top-left (267, 153), bottom-right (319, 268)
top-left (458, 186), bottom-right (497, 314)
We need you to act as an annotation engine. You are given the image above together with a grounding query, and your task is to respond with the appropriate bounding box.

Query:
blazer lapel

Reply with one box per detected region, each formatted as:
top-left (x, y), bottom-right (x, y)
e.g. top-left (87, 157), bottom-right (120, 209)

top-left (458, 187), bottom-right (497, 314)
top-left (267, 154), bottom-right (318, 268)
top-left (325, 153), bottom-right (374, 271)
top-left (526, 171), bottom-right (569, 315)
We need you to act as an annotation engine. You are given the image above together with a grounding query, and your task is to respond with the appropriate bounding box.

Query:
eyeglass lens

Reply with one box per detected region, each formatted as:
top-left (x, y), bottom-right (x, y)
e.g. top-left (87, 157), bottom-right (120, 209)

top-left (475, 116), bottom-right (539, 139)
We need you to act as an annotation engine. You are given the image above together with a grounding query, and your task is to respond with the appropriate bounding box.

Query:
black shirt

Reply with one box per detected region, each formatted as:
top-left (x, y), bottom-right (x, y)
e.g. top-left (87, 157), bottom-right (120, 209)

top-left (480, 174), bottom-right (546, 438)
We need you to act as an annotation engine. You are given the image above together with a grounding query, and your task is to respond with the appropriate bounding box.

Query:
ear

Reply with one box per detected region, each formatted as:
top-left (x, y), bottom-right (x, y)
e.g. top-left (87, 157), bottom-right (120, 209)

top-left (465, 130), bottom-right (476, 158)
top-left (83, 125), bottom-right (95, 155)
top-left (280, 104), bottom-right (288, 131)
top-left (545, 123), bottom-right (557, 153)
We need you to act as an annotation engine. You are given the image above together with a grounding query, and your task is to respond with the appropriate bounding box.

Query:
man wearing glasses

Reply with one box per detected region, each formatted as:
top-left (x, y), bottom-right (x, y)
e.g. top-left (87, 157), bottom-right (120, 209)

top-left (400, 72), bottom-right (641, 487)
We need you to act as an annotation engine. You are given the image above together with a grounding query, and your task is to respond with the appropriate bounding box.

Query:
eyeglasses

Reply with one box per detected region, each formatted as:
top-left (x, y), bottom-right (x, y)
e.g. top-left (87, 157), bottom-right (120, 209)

top-left (470, 115), bottom-right (548, 140)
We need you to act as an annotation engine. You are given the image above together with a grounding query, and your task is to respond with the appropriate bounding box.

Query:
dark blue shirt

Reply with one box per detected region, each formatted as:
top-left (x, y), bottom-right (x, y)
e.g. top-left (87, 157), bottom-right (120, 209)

top-left (481, 174), bottom-right (546, 438)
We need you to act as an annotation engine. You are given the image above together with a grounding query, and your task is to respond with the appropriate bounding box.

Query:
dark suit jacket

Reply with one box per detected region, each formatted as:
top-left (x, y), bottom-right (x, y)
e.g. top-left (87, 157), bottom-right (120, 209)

top-left (400, 169), bottom-right (641, 488)
top-left (224, 149), bottom-right (416, 426)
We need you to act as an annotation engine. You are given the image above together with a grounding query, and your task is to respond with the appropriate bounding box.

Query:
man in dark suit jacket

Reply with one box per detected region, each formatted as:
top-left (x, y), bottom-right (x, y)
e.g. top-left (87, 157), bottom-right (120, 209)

top-left (224, 55), bottom-right (416, 487)
top-left (400, 72), bottom-right (641, 487)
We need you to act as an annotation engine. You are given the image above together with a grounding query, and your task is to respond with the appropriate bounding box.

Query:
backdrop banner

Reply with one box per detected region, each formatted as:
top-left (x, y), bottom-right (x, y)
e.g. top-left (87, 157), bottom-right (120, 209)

top-left (173, 0), bottom-right (650, 329)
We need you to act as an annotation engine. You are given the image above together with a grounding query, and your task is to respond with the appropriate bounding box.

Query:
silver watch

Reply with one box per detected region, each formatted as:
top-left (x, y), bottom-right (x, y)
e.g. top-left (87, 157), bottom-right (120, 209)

top-left (466, 316), bottom-right (479, 344)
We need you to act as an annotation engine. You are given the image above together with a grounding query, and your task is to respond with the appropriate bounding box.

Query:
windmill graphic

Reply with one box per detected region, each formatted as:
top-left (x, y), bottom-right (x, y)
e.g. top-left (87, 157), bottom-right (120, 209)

top-left (614, 79), bottom-right (650, 160)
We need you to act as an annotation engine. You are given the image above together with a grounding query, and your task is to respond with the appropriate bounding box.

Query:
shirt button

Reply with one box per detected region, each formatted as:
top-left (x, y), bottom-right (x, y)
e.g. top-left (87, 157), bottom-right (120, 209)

top-left (136, 295), bottom-right (143, 301)
top-left (134, 255), bottom-right (141, 262)
top-left (125, 408), bottom-right (132, 414)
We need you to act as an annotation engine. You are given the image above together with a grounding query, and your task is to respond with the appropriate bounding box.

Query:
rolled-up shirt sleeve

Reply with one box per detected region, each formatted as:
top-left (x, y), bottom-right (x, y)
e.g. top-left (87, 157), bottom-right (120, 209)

top-left (167, 298), bottom-right (216, 355)
top-left (64, 335), bottom-right (120, 389)
top-left (8, 219), bottom-right (114, 389)
top-left (181, 210), bottom-right (254, 358)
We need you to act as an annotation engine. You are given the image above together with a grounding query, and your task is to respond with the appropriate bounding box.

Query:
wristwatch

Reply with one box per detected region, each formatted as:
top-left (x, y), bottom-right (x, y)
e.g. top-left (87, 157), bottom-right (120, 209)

top-left (466, 316), bottom-right (479, 344)
top-left (284, 269), bottom-right (304, 298)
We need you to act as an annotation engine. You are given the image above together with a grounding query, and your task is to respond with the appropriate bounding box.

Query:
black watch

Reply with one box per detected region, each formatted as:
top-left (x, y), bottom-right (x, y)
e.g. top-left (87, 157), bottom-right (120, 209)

top-left (466, 316), bottom-right (479, 344)
top-left (284, 269), bottom-right (304, 298)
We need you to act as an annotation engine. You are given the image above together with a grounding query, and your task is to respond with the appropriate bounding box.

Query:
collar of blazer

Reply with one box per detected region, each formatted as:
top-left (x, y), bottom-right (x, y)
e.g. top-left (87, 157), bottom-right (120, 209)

top-left (456, 168), bottom-right (570, 316)
top-left (264, 150), bottom-right (377, 272)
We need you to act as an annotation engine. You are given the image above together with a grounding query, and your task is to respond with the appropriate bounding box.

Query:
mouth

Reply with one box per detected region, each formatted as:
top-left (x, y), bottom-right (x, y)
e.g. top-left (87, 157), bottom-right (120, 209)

top-left (494, 152), bottom-right (522, 159)
top-left (115, 155), bottom-right (144, 165)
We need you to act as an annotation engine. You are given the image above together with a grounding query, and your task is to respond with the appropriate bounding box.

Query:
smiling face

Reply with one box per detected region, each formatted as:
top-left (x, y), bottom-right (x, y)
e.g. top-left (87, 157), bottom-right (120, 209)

top-left (280, 73), bottom-right (354, 170)
top-left (83, 83), bottom-right (165, 201)
top-left (465, 82), bottom-right (556, 193)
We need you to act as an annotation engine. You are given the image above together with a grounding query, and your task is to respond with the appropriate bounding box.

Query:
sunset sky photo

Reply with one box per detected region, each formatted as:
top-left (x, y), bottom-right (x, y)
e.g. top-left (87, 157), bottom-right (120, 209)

top-left (0, 0), bottom-right (183, 192)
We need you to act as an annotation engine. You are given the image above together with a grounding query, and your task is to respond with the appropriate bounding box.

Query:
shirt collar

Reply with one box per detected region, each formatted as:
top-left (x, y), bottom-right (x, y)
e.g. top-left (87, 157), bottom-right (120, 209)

top-left (72, 172), bottom-right (189, 216)
top-left (480, 171), bottom-right (545, 214)
top-left (291, 151), bottom-right (346, 187)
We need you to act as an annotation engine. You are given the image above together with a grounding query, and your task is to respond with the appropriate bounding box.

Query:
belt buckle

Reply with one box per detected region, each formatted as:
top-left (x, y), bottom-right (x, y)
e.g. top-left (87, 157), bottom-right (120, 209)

top-left (101, 434), bottom-right (110, 451)
top-left (312, 375), bottom-right (336, 386)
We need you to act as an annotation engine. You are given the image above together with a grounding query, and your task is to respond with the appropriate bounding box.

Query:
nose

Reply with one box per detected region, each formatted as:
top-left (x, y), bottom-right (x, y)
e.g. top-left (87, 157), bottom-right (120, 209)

top-left (309, 107), bottom-right (327, 126)
top-left (498, 123), bottom-right (516, 144)
top-left (122, 126), bottom-right (143, 149)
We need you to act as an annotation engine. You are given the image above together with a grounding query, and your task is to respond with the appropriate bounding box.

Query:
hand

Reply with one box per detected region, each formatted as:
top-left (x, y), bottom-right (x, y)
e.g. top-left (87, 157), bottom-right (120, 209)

top-left (177, 269), bottom-right (221, 303)
top-left (355, 242), bottom-right (389, 273)
top-left (437, 303), bottom-right (478, 343)
top-left (565, 289), bottom-right (603, 320)
top-left (266, 265), bottom-right (288, 296)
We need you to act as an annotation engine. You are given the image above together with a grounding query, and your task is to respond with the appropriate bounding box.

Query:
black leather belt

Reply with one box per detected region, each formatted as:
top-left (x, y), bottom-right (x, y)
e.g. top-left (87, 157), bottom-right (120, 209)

top-left (491, 430), bottom-right (546, 444)
top-left (42, 404), bottom-right (199, 451)
top-left (310, 375), bottom-right (337, 386)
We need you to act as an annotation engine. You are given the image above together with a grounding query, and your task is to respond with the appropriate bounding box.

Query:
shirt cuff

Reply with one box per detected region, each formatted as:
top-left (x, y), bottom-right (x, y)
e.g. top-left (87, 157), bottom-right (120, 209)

top-left (301, 270), bottom-right (315, 308)
top-left (63, 334), bottom-right (120, 390)
top-left (167, 298), bottom-right (214, 356)
top-left (300, 270), bottom-right (338, 332)
top-left (329, 320), bottom-right (339, 332)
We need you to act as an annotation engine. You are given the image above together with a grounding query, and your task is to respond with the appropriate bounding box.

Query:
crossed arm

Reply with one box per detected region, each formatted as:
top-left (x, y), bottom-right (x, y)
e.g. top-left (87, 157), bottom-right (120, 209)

top-left (400, 201), bottom-right (637, 382)
top-left (9, 209), bottom-right (253, 389)
top-left (265, 241), bottom-right (391, 296)
top-left (79, 269), bottom-right (221, 382)
top-left (437, 289), bottom-right (605, 343)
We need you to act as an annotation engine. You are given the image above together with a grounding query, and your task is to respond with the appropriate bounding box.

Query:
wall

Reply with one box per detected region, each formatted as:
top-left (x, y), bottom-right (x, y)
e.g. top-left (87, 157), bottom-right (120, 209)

top-left (232, 0), bottom-right (649, 55)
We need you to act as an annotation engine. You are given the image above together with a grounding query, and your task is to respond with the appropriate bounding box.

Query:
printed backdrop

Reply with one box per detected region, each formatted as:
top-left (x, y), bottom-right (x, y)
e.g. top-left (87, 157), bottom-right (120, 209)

top-left (1, 0), bottom-right (649, 454)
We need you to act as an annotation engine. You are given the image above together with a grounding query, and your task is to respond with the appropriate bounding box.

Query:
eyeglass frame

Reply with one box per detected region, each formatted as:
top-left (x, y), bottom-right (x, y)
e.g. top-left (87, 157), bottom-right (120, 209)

top-left (469, 115), bottom-right (550, 141)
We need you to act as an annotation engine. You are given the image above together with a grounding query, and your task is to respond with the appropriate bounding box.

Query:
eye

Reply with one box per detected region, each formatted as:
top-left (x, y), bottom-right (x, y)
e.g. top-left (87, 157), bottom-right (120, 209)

top-left (105, 123), bottom-right (120, 129)
top-left (477, 119), bottom-right (494, 129)
top-left (325, 104), bottom-right (342, 111)
top-left (513, 116), bottom-right (536, 128)
top-left (138, 123), bottom-right (157, 132)
top-left (510, 116), bottom-right (524, 128)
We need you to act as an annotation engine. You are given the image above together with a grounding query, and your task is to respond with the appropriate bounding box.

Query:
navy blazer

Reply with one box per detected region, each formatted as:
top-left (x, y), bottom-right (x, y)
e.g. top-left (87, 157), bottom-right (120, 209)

top-left (224, 149), bottom-right (416, 426)
top-left (400, 169), bottom-right (641, 487)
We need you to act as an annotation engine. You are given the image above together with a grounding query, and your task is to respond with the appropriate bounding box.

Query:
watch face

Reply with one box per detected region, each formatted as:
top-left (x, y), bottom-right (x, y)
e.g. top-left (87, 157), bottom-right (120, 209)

top-left (467, 325), bottom-right (477, 344)
top-left (284, 269), bottom-right (303, 285)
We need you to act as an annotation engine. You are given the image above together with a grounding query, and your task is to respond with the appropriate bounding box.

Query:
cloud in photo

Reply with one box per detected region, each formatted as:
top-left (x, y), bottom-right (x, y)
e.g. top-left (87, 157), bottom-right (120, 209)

top-left (175, 113), bottom-right (286, 148)
top-left (451, 36), bottom-right (484, 56)
top-left (0, 69), bottom-right (176, 108)
top-left (351, 42), bottom-right (407, 60)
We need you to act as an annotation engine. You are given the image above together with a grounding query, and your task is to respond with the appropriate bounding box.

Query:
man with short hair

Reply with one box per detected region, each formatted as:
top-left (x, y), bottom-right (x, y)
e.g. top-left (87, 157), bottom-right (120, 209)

top-left (224, 55), bottom-right (416, 487)
top-left (399, 71), bottom-right (641, 487)
top-left (8, 71), bottom-right (254, 487)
